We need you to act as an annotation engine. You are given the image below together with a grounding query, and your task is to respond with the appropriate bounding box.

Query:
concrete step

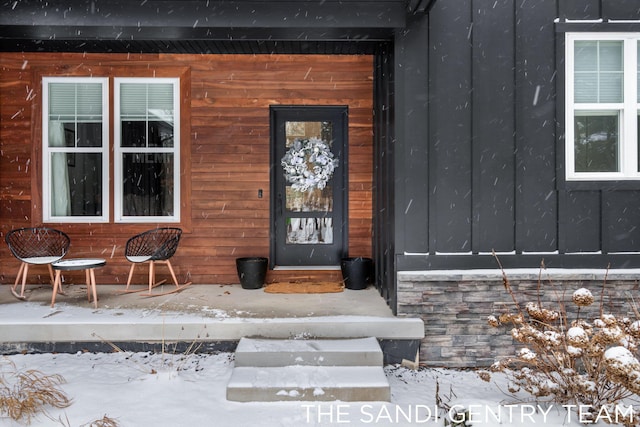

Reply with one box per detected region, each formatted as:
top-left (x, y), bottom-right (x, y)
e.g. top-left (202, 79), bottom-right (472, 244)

top-left (234, 337), bottom-right (383, 367)
top-left (227, 337), bottom-right (390, 402)
top-left (226, 365), bottom-right (390, 402)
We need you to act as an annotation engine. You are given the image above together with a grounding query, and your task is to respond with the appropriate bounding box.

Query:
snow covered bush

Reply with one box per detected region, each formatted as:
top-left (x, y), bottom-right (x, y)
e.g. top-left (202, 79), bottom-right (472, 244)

top-left (488, 262), bottom-right (640, 426)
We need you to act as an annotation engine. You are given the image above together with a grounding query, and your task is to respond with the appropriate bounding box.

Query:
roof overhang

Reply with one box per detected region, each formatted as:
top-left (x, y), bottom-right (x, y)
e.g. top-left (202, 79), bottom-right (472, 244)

top-left (0, 0), bottom-right (427, 53)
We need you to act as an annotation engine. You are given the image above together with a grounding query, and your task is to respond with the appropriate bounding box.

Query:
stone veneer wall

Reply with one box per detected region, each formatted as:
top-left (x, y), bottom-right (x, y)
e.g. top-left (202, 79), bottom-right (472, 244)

top-left (396, 269), bottom-right (640, 368)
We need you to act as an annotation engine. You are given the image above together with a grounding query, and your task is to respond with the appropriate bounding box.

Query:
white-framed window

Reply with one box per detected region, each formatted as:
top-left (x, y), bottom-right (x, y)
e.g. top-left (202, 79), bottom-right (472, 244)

top-left (42, 77), bottom-right (110, 222)
top-left (565, 33), bottom-right (640, 180)
top-left (114, 78), bottom-right (180, 222)
top-left (42, 76), bottom-right (181, 223)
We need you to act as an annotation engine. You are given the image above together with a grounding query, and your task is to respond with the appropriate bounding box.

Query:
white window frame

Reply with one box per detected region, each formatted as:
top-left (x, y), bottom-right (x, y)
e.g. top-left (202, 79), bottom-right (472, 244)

top-left (114, 77), bottom-right (181, 223)
top-left (565, 33), bottom-right (639, 181)
top-left (42, 76), bottom-right (110, 223)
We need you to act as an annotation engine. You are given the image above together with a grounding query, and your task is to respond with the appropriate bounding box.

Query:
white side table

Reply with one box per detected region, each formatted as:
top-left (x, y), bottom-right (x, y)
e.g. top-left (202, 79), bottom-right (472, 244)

top-left (51, 258), bottom-right (106, 308)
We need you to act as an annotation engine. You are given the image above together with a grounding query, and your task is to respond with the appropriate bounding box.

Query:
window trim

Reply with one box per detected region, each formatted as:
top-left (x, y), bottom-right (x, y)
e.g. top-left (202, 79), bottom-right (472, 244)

top-left (113, 77), bottom-right (181, 223)
top-left (565, 32), bottom-right (639, 181)
top-left (41, 76), bottom-right (110, 223)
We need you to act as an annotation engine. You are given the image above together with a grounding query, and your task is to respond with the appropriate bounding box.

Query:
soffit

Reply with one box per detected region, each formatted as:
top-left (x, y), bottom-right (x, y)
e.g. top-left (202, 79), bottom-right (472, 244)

top-left (0, 0), bottom-right (429, 54)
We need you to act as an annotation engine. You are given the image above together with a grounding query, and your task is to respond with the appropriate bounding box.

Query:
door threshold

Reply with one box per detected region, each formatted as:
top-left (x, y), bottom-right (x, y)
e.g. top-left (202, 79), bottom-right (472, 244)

top-left (273, 266), bottom-right (341, 271)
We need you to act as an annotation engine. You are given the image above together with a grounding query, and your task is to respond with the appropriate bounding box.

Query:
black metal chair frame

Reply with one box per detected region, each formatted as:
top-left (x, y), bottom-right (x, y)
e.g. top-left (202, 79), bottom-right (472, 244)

top-left (125, 227), bottom-right (183, 294)
top-left (5, 227), bottom-right (70, 298)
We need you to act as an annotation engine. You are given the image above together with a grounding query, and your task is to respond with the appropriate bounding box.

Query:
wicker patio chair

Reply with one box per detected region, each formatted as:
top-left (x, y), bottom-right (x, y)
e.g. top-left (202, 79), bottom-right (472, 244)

top-left (125, 227), bottom-right (184, 294)
top-left (5, 227), bottom-right (70, 299)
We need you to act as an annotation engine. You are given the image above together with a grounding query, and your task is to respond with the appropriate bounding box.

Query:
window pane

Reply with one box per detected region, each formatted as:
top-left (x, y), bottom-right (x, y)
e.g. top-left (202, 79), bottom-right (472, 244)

top-left (285, 121), bottom-right (333, 147)
top-left (122, 153), bottom-right (174, 216)
top-left (286, 187), bottom-right (333, 212)
top-left (599, 73), bottom-right (623, 102)
top-left (637, 41), bottom-right (640, 103)
top-left (574, 41), bottom-right (623, 103)
top-left (50, 152), bottom-right (102, 217)
top-left (76, 122), bottom-right (102, 147)
top-left (48, 84), bottom-right (76, 119)
top-left (574, 72), bottom-right (597, 103)
top-left (149, 120), bottom-right (174, 148)
top-left (120, 84), bottom-right (148, 117)
top-left (574, 113), bottom-right (619, 172)
top-left (286, 218), bottom-right (333, 244)
top-left (599, 41), bottom-right (623, 71)
top-left (121, 120), bottom-right (146, 147)
top-left (574, 41), bottom-right (597, 71)
top-left (76, 83), bottom-right (103, 117)
top-left (51, 122), bottom-right (75, 148)
top-left (148, 84), bottom-right (174, 111)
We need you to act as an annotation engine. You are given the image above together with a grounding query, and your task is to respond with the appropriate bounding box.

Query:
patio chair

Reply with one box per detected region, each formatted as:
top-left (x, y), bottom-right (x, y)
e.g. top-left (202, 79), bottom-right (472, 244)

top-left (124, 227), bottom-right (184, 294)
top-left (5, 227), bottom-right (71, 299)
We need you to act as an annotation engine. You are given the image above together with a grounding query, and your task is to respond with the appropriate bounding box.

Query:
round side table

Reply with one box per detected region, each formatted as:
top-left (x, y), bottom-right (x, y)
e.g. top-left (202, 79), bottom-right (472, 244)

top-left (51, 258), bottom-right (106, 308)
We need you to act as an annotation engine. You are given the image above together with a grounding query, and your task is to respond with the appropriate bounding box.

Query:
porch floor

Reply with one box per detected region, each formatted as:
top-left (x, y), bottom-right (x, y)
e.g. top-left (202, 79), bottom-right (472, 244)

top-left (0, 283), bottom-right (424, 361)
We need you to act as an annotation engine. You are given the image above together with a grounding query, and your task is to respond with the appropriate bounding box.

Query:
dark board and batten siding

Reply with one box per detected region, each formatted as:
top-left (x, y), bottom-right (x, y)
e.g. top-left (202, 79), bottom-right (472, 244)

top-left (395, 0), bottom-right (640, 271)
top-left (0, 53), bottom-right (374, 286)
top-left (394, 0), bottom-right (640, 367)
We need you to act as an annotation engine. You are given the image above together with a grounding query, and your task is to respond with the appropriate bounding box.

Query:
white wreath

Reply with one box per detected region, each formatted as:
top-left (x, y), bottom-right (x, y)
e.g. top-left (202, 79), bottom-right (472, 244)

top-left (281, 137), bottom-right (339, 191)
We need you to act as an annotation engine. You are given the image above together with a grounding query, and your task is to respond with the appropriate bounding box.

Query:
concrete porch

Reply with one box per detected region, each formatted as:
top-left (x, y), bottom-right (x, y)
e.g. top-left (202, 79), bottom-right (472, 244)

top-left (0, 283), bottom-right (424, 364)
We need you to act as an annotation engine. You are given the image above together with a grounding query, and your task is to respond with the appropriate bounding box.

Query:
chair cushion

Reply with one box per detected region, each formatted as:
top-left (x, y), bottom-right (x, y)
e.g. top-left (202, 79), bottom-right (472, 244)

top-left (126, 255), bottom-right (154, 263)
top-left (22, 256), bottom-right (63, 265)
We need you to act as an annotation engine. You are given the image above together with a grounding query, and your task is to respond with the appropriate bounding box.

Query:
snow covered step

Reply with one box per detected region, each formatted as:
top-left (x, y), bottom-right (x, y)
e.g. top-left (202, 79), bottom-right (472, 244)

top-left (234, 337), bottom-right (383, 367)
top-left (226, 365), bottom-right (390, 402)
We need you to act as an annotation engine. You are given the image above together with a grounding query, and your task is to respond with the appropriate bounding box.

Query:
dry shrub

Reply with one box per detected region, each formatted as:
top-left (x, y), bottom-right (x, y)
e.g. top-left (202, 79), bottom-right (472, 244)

top-left (0, 360), bottom-right (71, 425)
top-left (81, 414), bottom-right (120, 427)
top-left (489, 256), bottom-right (640, 426)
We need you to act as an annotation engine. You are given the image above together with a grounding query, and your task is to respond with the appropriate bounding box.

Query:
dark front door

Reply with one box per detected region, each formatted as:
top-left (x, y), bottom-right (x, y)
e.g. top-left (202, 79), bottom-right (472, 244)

top-left (270, 106), bottom-right (348, 267)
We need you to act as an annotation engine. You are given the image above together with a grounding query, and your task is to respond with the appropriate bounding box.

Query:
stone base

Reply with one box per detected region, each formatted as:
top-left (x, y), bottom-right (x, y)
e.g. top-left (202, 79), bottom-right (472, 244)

top-left (397, 268), bottom-right (640, 368)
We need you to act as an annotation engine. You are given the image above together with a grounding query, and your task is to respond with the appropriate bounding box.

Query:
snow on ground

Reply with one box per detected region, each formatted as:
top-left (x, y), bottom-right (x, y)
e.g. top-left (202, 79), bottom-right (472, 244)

top-left (0, 301), bottom-right (635, 426)
top-left (0, 350), bottom-right (633, 427)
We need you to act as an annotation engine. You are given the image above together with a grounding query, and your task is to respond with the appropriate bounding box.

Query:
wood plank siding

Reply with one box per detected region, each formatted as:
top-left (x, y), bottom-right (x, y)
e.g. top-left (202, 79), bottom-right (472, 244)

top-left (0, 53), bottom-right (374, 286)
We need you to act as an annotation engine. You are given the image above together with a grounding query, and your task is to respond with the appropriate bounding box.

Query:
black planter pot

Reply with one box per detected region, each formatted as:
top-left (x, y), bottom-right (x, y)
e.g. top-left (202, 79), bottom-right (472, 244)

top-left (236, 257), bottom-right (268, 289)
top-left (340, 257), bottom-right (373, 290)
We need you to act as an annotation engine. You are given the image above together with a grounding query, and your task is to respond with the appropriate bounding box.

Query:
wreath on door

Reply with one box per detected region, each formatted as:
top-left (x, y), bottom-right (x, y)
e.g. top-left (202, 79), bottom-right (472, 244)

top-left (281, 137), bottom-right (339, 191)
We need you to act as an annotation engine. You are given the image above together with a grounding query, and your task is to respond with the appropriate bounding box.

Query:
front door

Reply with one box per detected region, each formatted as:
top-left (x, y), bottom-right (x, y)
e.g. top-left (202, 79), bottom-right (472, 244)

top-left (270, 106), bottom-right (348, 267)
